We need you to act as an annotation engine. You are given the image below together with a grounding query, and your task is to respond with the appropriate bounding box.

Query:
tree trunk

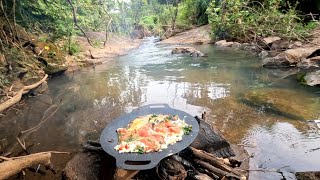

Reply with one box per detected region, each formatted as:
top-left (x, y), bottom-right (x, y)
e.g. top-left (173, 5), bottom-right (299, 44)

top-left (172, 0), bottom-right (179, 30)
top-left (66, 0), bottom-right (93, 46)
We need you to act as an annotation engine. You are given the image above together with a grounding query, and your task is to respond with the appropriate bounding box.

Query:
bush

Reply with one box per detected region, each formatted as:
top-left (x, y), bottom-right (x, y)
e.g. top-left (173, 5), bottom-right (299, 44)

top-left (207, 0), bottom-right (318, 42)
top-left (178, 0), bottom-right (211, 26)
top-left (63, 40), bottom-right (81, 55)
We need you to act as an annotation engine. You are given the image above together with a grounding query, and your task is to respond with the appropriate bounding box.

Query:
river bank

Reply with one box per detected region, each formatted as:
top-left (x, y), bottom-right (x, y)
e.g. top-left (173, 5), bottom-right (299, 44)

top-left (0, 28), bottom-right (142, 113)
top-left (67, 33), bottom-right (143, 72)
top-left (159, 24), bottom-right (320, 88)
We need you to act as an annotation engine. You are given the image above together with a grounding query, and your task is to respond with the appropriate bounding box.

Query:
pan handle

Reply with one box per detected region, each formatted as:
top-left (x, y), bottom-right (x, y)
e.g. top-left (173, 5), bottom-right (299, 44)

top-left (116, 158), bottom-right (161, 170)
top-left (139, 104), bottom-right (170, 110)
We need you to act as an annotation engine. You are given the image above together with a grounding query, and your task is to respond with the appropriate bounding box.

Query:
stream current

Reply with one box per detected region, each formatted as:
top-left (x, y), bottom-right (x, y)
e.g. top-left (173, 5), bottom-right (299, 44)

top-left (1, 37), bottom-right (320, 179)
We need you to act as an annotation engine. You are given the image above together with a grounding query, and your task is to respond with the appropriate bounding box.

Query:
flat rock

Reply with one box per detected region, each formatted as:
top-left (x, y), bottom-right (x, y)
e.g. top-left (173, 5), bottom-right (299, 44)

top-left (263, 36), bottom-right (281, 45)
top-left (215, 40), bottom-right (227, 46)
top-left (304, 70), bottom-right (320, 86)
top-left (241, 89), bottom-right (318, 120)
top-left (215, 40), bottom-right (235, 47)
top-left (263, 46), bottom-right (320, 68)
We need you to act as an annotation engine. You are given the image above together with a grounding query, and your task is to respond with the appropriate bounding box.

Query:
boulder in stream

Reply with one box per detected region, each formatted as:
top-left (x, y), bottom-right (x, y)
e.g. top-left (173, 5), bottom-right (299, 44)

top-left (263, 46), bottom-right (320, 68)
top-left (304, 70), bottom-right (320, 86)
top-left (297, 56), bottom-right (320, 68)
top-left (172, 47), bottom-right (205, 57)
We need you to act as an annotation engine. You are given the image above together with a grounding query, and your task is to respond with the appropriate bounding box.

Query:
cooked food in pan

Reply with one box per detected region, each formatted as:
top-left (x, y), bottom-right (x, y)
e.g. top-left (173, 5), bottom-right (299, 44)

top-left (114, 114), bottom-right (192, 153)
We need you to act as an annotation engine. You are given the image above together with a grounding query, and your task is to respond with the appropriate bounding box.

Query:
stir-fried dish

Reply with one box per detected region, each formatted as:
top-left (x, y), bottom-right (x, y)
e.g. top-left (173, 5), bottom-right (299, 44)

top-left (114, 114), bottom-right (192, 153)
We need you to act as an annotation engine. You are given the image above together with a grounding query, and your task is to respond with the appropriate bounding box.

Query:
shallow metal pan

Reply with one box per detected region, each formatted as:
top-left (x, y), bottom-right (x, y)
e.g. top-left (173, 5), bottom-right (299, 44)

top-left (100, 104), bottom-right (199, 170)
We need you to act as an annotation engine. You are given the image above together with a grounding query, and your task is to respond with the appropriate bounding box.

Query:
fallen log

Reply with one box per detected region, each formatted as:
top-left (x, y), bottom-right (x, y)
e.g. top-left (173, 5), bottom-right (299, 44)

top-left (0, 74), bottom-right (48, 112)
top-left (189, 147), bottom-right (246, 178)
top-left (193, 159), bottom-right (244, 180)
top-left (0, 151), bottom-right (68, 179)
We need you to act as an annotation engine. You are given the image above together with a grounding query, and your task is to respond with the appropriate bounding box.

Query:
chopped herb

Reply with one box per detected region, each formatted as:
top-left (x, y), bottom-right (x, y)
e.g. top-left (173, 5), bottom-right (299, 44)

top-left (182, 125), bottom-right (192, 135)
top-left (151, 114), bottom-right (157, 118)
top-left (124, 136), bottom-right (135, 142)
top-left (137, 146), bottom-right (144, 154)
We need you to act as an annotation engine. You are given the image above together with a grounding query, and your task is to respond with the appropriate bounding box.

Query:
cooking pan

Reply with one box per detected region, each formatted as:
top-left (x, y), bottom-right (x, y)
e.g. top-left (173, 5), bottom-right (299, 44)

top-left (100, 104), bottom-right (199, 170)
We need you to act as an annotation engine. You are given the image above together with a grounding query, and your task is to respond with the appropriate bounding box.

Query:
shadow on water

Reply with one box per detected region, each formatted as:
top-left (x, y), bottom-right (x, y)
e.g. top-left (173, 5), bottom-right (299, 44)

top-left (0, 37), bottom-right (319, 179)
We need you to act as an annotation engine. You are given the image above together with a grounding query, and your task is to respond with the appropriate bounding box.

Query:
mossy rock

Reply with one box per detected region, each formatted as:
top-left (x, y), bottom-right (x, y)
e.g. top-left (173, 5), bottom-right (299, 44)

top-left (34, 42), bottom-right (68, 74)
top-left (241, 89), bottom-right (318, 120)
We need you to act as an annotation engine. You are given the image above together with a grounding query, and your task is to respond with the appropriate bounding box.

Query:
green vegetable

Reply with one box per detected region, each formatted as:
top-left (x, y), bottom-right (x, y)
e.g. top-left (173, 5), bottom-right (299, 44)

top-left (182, 125), bottom-right (192, 135)
top-left (124, 136), bottom-right (136, 142)
top-left (151, 114), bottom-right (158, 118)
top-left (137, 146), bottom-right (145, 154)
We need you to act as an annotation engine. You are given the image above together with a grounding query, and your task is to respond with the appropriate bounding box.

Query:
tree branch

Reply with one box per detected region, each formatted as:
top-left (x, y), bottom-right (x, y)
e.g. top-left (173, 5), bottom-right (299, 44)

top-left (66, 0), bottom-right (93, 46)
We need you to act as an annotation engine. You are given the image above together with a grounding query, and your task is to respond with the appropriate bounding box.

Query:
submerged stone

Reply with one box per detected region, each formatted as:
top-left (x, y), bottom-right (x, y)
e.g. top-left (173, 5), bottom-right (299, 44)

top-left (172, 47), bottom-right (205, 57)
top-left (241, 89), bottom-right (318, 120)
top-left (304, 70), bottom-right (320, 86)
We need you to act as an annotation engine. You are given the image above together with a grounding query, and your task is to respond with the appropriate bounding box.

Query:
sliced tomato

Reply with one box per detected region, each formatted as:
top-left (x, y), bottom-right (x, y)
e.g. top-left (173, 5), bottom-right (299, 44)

top-left (164, 121), bottom-right (173, 128)
top-left (138, 129), bottom-right (152, 137)
top-left (169, 126), bottom-right (181, 134)
top-left (151, 134), bottom-right (165, 144)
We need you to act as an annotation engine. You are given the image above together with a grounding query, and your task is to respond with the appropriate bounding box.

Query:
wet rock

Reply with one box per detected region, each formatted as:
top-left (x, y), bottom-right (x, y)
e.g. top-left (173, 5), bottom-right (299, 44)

top-left (259, 36), bottom-right (281, 49)
top-left (263, 36), bottom-right (281, 45)
top-left (263, 47), bottom-right (320, 68)
top-left (304, 70), bottom-right (320, 86)
top-left (269, 68), bottom-right (300, 79)
top-left (297, 57), bottom-right (320, 68)
top-left (215, 40), bottom-right (226, 46)
top-left (295, 171), bottom-right (320, 180)
top-left (215, 40), bottom-right (235, 47)
top-left (270, 40), bottom-right (290, 50)
top-left (258, 50), bottom-right (268, 58)
top-left (231, 42), bottom-right (241, 49)
top-left (241, 89), bottom-right (318, 120)
top-left (241, 43), bottom-right (258, 52)
top-left (172, 47), bottom-right (205, 57)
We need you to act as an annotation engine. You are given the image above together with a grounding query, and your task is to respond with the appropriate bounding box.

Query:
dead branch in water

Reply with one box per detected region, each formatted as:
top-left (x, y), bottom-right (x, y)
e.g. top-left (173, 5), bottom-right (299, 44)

top-left (3, 99), bottom-right (61, 156)
top-left (20, 99), bottom-right (62, 134)
top-left (0, 74), bottom-right (48, 112)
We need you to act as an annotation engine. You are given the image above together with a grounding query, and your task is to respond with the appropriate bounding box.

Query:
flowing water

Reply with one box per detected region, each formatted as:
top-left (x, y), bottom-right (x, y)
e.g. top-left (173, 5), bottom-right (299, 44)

top-left (1, 37), bottom-right (320, 179)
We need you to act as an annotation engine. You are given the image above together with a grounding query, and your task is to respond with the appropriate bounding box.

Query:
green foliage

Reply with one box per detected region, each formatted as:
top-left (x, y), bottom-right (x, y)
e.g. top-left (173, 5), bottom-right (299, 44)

top-left (63, 40), bottom-right (81, 55)
top-left (178, 0), bottom-right (211, 26)
top-left (140, 15), bottom-right (158, 30)
top-left (207, 0), bottom-right (318, 42)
